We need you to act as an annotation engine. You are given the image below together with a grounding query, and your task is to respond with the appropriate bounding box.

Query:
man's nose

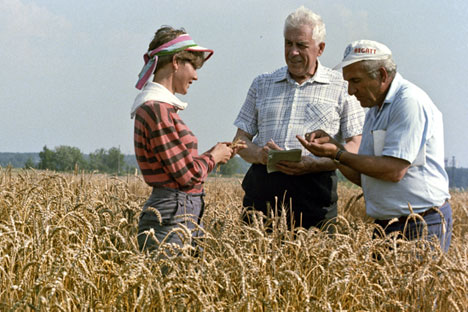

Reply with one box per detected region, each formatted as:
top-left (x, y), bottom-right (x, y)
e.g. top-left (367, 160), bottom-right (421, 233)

top-left (289, 44), bottom-right (300, 55)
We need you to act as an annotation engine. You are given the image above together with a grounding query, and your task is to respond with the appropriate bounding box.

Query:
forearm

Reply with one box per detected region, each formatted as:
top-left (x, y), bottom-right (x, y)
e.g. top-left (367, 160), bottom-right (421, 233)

top-left (303, 156), bottom-right (336, 173)
top-left (234, 129), bottom-right (263, 164)
top-left (303, 149), bottom-right (361, 183)
top-left (160, 152), bottom-right (214, 187)
top-left (304, 135), bottom-right (360, 174)
top-left (237, 143), bottom-right (263, 164)
top-left (337, 135), bottom-right (362, 185)
top-left (343, 135), bottom-right (361, 154)
top-left (338, 151), bottom-right (409, 183)
top-left (337, 163), bottom-right (361, 186)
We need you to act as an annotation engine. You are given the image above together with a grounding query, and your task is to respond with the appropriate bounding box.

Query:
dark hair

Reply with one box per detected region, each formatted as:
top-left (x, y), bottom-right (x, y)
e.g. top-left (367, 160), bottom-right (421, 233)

top-left (149, 26), bottom-right (205, 73)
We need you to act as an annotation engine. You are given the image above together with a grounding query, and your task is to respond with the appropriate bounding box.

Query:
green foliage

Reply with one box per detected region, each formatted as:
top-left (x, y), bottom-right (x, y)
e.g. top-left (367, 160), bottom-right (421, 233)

top-left (54, 146), bottom-right (87, 171)
top-left (23, 158), bottom-right (35, 169)
top-left (215, 156), bottom-right (250, 176)
top-left (38, 146), bottom-right (58, 170)
top-left (89, 147), bottom-right (126, 174)
top-left (38, 145), bottom-right (87, 171)
top-left (218, 157), bottom-right (241, 176)
top-left (36, 145), bottom-right (134, 175)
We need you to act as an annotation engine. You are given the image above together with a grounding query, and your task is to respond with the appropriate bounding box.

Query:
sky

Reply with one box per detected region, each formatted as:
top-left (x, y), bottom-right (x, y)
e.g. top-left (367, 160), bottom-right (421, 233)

top-left (1, 0), bottom-right (467, 167)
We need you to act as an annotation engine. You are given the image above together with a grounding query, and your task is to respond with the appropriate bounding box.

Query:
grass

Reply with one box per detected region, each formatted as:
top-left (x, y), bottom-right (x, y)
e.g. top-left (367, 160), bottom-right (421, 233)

top-left (0, 168), bottom-right (467, 311)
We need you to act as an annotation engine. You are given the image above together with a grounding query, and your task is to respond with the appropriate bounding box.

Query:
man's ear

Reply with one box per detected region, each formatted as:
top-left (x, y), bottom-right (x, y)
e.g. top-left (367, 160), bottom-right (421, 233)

top-left (317, 42), bottom-right (325, 57)
top-left (379, 67), bottom-right (389, 83)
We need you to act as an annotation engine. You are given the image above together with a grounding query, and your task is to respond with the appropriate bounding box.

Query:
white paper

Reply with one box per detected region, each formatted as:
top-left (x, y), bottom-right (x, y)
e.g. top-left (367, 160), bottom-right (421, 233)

top-left (372, 130), bottom-right (426, 166)
top-left (372, 130), bottom-right (386, 157)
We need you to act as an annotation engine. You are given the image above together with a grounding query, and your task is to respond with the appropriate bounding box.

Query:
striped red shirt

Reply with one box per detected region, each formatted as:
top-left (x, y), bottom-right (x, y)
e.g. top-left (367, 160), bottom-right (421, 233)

top-left (134, 101), bottom-right (215, 193)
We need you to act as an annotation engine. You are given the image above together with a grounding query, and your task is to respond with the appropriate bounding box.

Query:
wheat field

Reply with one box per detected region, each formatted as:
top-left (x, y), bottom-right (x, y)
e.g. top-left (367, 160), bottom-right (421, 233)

top-left (0, 167), bottom-right (467, 311)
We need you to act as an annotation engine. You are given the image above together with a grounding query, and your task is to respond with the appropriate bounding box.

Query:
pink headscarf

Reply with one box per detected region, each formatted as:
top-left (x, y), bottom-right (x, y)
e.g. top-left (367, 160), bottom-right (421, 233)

top-left (135, 34), bottom-right (213, 90)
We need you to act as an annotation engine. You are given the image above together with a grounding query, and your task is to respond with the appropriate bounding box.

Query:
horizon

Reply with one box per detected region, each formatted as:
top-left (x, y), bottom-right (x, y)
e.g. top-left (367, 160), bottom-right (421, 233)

top-left (0, 151), bottom-right (466, 170)
top-left (1, 0), bottom-right (467, 167)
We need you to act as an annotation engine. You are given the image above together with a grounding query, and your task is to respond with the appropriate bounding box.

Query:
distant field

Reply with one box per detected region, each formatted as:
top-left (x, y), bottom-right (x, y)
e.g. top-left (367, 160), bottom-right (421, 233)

top-left (0, 169), bottom-right (467, 311)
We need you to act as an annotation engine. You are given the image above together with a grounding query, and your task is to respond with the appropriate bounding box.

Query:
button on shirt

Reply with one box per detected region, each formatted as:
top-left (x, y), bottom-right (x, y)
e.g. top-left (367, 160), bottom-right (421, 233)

top-left (359, 73), bottom-right (450, 219)
top-left (234, 62), bottom-right (365, 155)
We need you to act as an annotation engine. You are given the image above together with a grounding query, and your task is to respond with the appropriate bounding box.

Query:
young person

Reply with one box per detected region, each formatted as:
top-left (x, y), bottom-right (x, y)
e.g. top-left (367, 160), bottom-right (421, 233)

top-left (132, 26), bottom-right (244, 253)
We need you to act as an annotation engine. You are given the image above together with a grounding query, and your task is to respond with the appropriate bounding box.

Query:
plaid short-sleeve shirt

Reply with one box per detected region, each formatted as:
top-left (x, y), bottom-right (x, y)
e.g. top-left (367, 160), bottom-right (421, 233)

top-left (234, 62), bottom-right (365, 154)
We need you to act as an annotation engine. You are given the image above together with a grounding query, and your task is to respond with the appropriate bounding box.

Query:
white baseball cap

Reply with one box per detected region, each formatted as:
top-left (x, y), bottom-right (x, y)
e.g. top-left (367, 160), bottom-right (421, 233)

top-left (334, 40), bottom-right (392, 70)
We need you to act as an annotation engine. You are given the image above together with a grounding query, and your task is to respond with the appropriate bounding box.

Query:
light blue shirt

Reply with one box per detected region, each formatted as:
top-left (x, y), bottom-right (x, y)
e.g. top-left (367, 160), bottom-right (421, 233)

top-left (359, 73), bottom-right (450, 219)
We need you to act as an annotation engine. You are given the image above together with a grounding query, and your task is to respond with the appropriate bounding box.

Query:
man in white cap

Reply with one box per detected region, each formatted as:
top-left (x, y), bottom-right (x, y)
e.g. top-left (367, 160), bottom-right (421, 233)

top-left (298, 40), bottom-right (452, 251)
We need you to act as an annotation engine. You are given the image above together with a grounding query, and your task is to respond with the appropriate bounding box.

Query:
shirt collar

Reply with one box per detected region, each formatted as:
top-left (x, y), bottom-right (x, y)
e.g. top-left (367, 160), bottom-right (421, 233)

top-left (274, 60), bottom-right (330, 85)
top-left (383, 72), bottom-right (403, 104)
top-left (312, 61), bottom-right (331, 84)
top-left (130, 82), bottom-right (188, 119)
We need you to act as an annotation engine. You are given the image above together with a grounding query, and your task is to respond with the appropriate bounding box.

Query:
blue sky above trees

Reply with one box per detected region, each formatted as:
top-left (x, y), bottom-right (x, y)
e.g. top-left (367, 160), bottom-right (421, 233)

top-left (1, 0), bottom-right (467, 166)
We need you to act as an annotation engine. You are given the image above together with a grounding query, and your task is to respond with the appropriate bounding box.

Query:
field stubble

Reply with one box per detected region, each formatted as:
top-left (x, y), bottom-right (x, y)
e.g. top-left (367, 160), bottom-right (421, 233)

top-left (0, 168), bottom-right (467, 311)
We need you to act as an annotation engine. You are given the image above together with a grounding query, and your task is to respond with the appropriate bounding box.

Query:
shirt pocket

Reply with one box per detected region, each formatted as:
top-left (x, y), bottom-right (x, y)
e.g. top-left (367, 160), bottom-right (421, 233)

top-left (304, 99), bottom-right (337, 132)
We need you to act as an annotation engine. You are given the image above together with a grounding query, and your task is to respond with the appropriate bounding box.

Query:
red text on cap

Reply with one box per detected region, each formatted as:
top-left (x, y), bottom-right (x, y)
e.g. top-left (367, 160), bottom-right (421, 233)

top-left (354, 48), bottom-right (376, 54)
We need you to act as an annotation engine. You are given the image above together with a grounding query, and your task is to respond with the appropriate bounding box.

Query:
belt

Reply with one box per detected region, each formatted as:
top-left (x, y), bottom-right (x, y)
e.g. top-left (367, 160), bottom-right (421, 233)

top-left (375, 202), bottom-right (446, 228)
top-left (151, 187), bottom-right (205, 199)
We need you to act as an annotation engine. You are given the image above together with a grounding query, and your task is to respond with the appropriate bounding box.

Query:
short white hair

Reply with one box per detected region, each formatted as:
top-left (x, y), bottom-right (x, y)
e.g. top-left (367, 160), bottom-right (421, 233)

top-left (284, 6), bottom-right (326, 43)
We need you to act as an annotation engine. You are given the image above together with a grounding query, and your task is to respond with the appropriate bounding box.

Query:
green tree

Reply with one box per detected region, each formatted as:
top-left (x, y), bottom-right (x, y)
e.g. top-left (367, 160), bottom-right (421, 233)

top-left (24, 158), bottom-right (35, 169)
top-left (89, 148), bottom-right (108, 172)
top-left (38, 145), bottom-right (86, 172)
top-left (106, 147), bottom-right (125, 174)
top-left (89, 147), bottom-right (125, 174)
top-left (54, 146), bottom-right (86, 171)
top-left (38, 146), bottom-right (56, 170)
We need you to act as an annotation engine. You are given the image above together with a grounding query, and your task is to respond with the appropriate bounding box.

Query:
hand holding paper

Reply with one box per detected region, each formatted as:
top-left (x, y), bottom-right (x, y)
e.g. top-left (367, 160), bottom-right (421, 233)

top-left (267, 148), bottom-right (302, 173)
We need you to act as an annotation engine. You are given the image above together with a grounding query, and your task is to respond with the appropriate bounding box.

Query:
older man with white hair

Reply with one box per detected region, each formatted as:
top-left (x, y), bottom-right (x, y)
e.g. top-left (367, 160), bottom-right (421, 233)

top-left (233, 7), bottom-right (365, 229)
top-left (299, 40), bottom-right (452, 251)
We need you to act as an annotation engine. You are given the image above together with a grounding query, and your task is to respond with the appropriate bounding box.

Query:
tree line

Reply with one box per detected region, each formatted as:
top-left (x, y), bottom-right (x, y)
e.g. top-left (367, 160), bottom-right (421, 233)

top-left (3, 147), bottom-right (467, 185)
top-left (0, 145), bottom-right (249, 176)
top-left (28, 146), bottom-right (136, 175)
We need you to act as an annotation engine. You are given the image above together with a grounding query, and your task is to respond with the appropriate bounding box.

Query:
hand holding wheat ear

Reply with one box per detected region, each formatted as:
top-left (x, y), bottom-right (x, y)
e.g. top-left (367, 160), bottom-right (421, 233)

top-left (228, 139), bottom-right (247, 157)
top-left (230, 138), bottom-right (246, 149)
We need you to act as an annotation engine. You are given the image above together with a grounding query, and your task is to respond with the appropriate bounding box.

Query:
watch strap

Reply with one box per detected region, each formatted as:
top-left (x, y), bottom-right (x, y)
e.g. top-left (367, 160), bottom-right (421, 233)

top-left (334, 149), bottom-right (345, 164)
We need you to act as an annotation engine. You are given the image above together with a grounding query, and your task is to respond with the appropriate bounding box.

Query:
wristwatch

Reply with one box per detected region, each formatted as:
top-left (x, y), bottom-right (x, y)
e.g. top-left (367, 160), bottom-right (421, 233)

top-left (333, 149), bottom-right (345, 164)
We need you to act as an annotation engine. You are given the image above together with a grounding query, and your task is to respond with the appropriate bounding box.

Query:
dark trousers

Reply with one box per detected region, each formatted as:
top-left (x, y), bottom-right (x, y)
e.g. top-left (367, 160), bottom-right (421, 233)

top-left (241, 164), bottom-right (337, 229)
top-left (373, 200), bottom-right (453, 252)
